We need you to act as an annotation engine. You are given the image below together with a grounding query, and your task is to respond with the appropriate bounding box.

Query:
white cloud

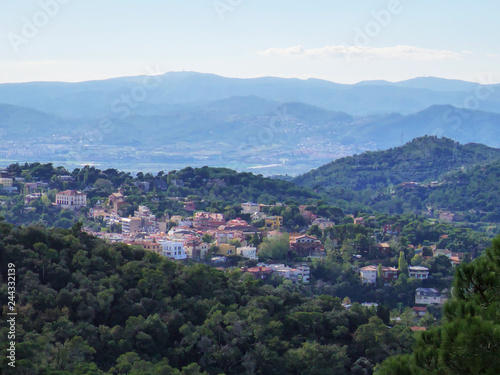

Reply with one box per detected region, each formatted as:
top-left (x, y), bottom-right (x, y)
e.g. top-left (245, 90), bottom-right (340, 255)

top-left (259, 45), bottom-right (462, 61)
top-left (486, 53), bottom-right (499, 58)
top-left (259, 46), bottom-right (305, 56)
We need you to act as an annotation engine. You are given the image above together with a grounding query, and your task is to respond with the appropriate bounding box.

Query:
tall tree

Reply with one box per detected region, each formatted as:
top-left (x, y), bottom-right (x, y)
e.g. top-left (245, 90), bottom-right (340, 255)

top-left (398, 251), bottom-right (408, 274)
top-left (376, 235), bottom-right (500, 374)
top-left (377, 264), bottom-right (385, 288)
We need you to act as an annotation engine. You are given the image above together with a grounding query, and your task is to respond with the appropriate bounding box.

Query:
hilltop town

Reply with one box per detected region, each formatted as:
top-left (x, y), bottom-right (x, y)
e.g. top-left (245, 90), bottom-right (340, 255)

top-left (1, 162), bottom-right (489, 323)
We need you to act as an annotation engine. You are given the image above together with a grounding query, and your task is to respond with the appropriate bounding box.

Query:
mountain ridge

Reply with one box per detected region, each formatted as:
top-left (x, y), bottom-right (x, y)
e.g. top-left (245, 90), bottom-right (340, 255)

top-left (1, 72), bottom-right (499, 117)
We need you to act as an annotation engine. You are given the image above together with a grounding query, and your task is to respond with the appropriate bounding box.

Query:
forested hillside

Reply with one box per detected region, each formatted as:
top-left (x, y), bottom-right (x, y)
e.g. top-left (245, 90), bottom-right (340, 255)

top-left (5, 163), bottom-right (320, 205)
top-left (1, 163), bottom-right (321, 228)
top-left (390, 161), bottom-right (500, 222)
top-left (0, 222), bottom-right (414, 374)
top-left (292, 136), bottom-right (500, 226)
top-left (294, 136), bottom-right (500, 191)
top-left (318, 159), bottom-right (500, 225)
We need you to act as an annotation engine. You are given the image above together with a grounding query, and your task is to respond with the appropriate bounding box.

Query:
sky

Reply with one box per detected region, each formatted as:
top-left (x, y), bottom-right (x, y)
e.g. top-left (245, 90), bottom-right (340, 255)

top-left (0, 0), bottom-right (499, 84)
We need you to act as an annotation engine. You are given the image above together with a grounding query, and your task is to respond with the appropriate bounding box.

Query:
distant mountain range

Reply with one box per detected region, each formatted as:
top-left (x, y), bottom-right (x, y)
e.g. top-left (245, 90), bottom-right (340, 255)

top-left (0, 72), bottom-right (499, 174)
top-left (1, 72), bottom-right (499, 117)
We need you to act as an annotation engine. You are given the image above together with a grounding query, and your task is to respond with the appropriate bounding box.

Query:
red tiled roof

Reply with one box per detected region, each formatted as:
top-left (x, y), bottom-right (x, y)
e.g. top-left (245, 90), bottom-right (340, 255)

top-left (412, 307), bottom-right (427, 312)
top-left (246, 267), bottom-right (272, 273)
top-left (410, 326), bottom-right (427, 332)
top-left (58, 189), bottom-right (85, 196)
top-left (360, 265), bottom-right (378, 271)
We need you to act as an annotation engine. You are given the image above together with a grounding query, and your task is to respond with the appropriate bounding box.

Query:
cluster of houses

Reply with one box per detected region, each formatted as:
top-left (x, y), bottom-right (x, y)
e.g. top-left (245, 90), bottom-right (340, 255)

top-left (360, 263), bottom-right (452, 307)
top-left (97, 206), bottom-right (326, 262)
top-left (0, 173), bottom-right (88, 210)
top-left (241, 263), bottom-right (310, 284)
top-left (0, 172), bottom-right (471, 295)
top-left (82, 194), bottom-right (331, 263)
top-left (360, 265), bottom-right (430, 286)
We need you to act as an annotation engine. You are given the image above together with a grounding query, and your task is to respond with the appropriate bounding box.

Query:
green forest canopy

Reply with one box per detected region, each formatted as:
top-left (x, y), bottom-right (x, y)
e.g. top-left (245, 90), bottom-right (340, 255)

top-left (0, 221), bottom-right (414, 374)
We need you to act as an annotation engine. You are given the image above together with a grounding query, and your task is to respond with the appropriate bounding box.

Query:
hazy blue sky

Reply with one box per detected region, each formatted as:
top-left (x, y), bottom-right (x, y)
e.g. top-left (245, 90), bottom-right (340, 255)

top-left (1, 0), bottom-right (499, 84)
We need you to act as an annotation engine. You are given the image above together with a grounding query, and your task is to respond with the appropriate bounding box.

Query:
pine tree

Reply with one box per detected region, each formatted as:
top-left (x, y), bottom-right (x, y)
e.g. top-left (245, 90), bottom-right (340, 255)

top-left (376, 235), bottom-right (500, 374)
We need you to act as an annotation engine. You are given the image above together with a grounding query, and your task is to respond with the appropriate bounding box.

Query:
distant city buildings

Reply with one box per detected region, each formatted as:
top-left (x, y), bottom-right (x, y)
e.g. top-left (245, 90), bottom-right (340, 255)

top-left (266, 264), bottom-right (310, 283)
top-left (24, 193), bottom-right (43, 205)
top-left (129, 241), bottom-right (162, 255)
top-left (360, 265), bottom-right (378, 285)
top-left (134, 181), bottom-right (150, 191)
top-left (236, 246), bottom-right (257, 259)
top-left (193, 212), bottom-right (226, 230)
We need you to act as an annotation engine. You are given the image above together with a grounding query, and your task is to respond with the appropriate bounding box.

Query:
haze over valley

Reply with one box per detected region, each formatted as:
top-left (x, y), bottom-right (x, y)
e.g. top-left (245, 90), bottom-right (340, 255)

top-left (1, 72), bottom-right (499, 175)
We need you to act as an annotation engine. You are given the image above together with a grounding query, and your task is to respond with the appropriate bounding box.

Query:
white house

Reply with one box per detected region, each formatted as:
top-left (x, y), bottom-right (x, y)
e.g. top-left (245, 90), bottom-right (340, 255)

top-left (266, 264), bottom-right (311, 284)
top-left (159, 240), bottom-right (187, 260)
top-left (409, 266), bottom-right (430, 279)
top-left (236, 246), bottom-right (258, 260)
top-left (241, 202), bottom-right (260, 214)
top-left (415, 288), bottom-right (442, 305)
top-left (360, 265), bottom-right (378, 284)
top-left (0, 178), bottom-right (13, 187)
top-left (56, 190), bottom-right (87, 209)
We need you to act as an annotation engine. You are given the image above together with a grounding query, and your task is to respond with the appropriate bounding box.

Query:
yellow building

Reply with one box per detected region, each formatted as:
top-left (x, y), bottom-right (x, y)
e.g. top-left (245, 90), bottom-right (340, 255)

top-left (265, 216), bottom-right (283, 230)
top-left (218, 244), bottom-right (236, 256)
top-left (129, 241), bottom-right (162, 255)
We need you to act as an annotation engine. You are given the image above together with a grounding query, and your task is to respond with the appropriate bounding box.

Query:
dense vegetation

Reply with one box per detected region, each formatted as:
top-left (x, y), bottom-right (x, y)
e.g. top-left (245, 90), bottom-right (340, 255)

top-left (1, 163), bottom-right (321, 229)
top-left (5, 163), bottom-right (319, 206)
top-left (0, 221), bottom-right (416, 374)
top-left (294, 136), bottom-right (500, 190)
top-left (0, 140), bottom-right (498, 374)
top-left (3, 137), bottom-right (500, 231)
top-left (306, 211), bottom-right (489, 307)
top-left (317, 159), bottom-right (500, 226)
top-left (389, 161), bottom-right (500, 222)
top-left (293, 136), bottom-right (500, 226)
top-left (376, 235), bottom-right (500, 374)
